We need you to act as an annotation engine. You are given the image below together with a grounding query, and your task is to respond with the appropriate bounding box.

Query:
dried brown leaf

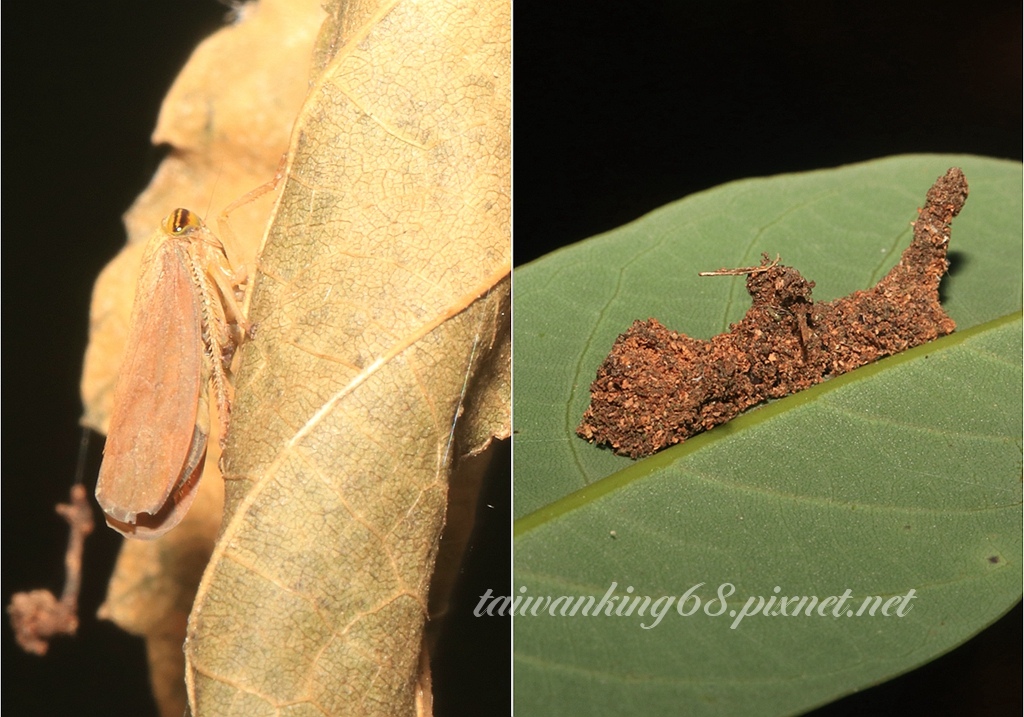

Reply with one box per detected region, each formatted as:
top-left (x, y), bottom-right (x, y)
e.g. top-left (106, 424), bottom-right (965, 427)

top-left (85, 0), bottom-right (509, 710)
top-left (184, 0), bottom-right (511, 713)
top-left (81, 1), bottom-right (509, 716)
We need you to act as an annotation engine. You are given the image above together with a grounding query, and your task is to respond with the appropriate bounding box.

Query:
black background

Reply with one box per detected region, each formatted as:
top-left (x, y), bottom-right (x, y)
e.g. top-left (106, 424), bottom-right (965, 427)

top-left (515, 0), bottom-right (1022, 265)
top-left (3, 0), bottom-right (1020, 715)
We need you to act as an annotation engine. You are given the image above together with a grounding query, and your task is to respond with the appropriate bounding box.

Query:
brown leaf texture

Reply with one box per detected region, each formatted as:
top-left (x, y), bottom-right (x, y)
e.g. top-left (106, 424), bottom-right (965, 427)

top-left (184, 1), bottom-right (510, 715)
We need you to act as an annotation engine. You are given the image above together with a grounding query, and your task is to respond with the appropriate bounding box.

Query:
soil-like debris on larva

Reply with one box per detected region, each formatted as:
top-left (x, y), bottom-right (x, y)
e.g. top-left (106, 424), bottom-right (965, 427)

top-left (577, 167), bottom-right (968, 459)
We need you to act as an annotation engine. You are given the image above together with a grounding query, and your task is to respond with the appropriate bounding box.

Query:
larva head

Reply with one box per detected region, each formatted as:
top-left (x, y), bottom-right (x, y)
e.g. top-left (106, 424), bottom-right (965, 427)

top-left (162, 208), bottom-right (205, 236)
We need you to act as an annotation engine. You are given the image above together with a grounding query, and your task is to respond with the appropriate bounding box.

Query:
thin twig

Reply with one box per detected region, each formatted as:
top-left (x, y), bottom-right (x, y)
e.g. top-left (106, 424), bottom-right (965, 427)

top-left (7, 484), bottom-right (94, 655)
top-left (698, 254), bottom-right (781, 276)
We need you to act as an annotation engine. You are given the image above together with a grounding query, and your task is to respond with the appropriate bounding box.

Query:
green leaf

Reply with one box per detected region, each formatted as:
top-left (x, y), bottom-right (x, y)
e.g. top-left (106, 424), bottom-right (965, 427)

top-left (512, 155), bottom-right (1022, 716)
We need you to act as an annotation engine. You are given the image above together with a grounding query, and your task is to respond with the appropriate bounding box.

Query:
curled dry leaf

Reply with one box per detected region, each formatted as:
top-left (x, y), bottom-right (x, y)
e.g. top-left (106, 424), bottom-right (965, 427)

top-left (180, 0), bottom-right (512, 711)
top-left (85, 0), bottom-right (509, 711)
top-left (184, 0), bottom-right (511, 713)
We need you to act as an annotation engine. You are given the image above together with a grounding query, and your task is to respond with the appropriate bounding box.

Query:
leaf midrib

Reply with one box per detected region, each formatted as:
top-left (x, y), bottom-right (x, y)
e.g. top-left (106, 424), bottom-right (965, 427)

top-left (513, 309), bottom-right (1023, 536)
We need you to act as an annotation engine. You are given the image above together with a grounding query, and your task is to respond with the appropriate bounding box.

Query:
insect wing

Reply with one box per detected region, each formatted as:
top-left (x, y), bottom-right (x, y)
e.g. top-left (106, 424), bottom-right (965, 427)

top-left (95, 235), bottom-right (207, 538)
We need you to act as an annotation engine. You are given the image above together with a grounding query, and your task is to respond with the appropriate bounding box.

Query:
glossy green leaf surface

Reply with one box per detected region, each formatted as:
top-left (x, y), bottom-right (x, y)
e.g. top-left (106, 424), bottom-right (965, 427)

top-left (513, 155), bottom-right (1022, 716)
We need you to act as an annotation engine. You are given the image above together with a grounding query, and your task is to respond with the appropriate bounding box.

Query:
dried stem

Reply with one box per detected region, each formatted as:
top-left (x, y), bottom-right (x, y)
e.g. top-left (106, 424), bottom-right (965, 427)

top-left (698, 254), bottom-right (781, 276)
top-left (7, 484), bottom-right (95, 655)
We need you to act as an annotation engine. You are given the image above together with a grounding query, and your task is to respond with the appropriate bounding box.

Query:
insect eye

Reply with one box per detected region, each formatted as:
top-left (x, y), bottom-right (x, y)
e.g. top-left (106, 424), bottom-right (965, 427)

top-left (162, 208), bottom-right (203, 235)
